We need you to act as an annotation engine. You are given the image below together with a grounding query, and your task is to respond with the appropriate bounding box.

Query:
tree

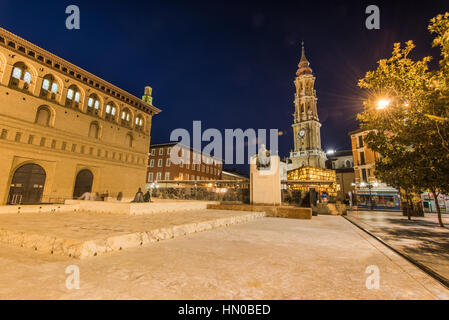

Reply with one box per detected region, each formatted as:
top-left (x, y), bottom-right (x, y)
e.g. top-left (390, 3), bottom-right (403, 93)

top-left (357, 13), bottom-right (449, 227)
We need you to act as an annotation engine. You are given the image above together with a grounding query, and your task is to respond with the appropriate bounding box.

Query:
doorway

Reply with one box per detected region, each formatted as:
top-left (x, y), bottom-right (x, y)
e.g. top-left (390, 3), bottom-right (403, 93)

top-left (73, 169), bottom-right (94, 199)
top-left (8, 164), bottom-right (46, 204)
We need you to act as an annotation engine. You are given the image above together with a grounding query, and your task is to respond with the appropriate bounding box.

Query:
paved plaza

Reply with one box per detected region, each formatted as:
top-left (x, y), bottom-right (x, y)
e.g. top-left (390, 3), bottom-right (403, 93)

top-left (346, 211), bottom-right (449, 285)
top-left (0, 213), bottom-right (448, 299)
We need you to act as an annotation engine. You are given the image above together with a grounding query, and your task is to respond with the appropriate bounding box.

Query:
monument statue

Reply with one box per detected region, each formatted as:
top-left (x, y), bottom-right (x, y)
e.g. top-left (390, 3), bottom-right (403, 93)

top-left (256, 144), bottom-right (271, 171)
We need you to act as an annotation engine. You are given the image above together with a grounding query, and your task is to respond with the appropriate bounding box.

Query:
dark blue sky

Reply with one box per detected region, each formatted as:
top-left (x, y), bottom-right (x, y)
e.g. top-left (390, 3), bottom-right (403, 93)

top-left (0, 0), bottom-right (447, 170)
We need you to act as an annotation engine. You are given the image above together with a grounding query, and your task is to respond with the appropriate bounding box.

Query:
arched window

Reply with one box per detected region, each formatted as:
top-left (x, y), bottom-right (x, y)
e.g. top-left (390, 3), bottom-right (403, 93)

top-left (35, 106), bottom-right (51, 126)
top-left (125, 133), bottom-right (133, 147)
top-left (88, 121), bottom-right (99, 139)
top-left (66, 85), bottom-right (81, 108)
top-left (121, 108), bottom-right (132, 127)
top-left (134, 115), bottom-right (144, 131)
top-left (105, 102), bottom-right (117, 122)
top-left (87, 94), bottom-right (100, 116)
top-left (40, 74), bottom-right (59, 100)
top-left (9, 62), bottom-right (32, 90)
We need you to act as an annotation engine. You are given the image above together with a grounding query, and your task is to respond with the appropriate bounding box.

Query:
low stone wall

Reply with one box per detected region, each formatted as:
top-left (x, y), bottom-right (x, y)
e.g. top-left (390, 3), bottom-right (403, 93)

top-left (0, 200), bottom-right (219, 215)
top-left (66, 200), bottom-right (219, 215)
top-left (206, 204), bottom-right (312, 220)
top-left (0, 211), bottom-right (265, 259)
top-left (313, 203), bottom-right (347, 216)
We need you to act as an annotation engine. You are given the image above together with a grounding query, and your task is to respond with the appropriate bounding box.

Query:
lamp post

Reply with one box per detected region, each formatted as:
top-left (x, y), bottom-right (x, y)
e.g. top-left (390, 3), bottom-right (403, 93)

top-left (360, 181), bottom-right (375, 211)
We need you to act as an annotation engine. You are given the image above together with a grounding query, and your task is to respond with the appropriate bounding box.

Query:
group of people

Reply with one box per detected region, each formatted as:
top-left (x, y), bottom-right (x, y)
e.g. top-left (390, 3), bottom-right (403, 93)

top-left (131, 188), bottom-right (152, 203)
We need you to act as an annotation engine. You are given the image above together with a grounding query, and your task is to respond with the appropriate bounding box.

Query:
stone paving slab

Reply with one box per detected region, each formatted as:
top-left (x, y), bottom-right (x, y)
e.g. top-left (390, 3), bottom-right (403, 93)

top-left (346, 211), bottom-right (449, 286)
top-left (0, 216), bottom-right (448, 299)
top-left (0, 210), bottom-right (265, 259)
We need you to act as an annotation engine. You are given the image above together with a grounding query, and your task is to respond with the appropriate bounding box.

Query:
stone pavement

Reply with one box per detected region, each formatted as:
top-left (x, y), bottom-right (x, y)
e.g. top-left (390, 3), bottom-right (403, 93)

top-left (0, 210), bottom-right (264, 258)
top-left (346, 211), bottom-right (449, 286)
top-left (0, 215), bottom-right (448, 299)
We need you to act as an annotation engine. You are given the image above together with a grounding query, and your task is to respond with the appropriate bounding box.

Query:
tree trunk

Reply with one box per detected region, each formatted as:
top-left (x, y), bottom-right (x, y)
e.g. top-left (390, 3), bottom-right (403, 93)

top-left (407, 195), bottom-right (413, 221)
top-left (431, 188), bottom-right (444, 228)
top-left (403, 190), bottom-right (412, 220)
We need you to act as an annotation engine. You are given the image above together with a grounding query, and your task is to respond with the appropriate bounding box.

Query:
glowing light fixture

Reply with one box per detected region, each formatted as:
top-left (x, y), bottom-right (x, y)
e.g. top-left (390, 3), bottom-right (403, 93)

top-left (376, 99), bottom-right (391, 110)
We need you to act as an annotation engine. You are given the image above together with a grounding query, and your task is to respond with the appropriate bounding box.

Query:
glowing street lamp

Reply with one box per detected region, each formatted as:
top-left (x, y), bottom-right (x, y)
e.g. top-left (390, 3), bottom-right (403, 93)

top-left (376, 99), bottom-right (391, 110)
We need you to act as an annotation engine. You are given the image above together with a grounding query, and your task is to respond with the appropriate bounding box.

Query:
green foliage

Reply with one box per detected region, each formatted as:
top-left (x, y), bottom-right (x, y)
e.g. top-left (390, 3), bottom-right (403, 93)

top-left (357, 13), bottom-right (449, 225)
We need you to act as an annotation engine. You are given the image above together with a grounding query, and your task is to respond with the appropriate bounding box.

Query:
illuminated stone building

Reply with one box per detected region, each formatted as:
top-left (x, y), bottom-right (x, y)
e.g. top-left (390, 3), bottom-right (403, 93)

top-left (0, 27), bottom-right (161, 204)
top-left (289, 43), bottom-right (327, 169)
top-left (349, 129), bottom-right (400, 210)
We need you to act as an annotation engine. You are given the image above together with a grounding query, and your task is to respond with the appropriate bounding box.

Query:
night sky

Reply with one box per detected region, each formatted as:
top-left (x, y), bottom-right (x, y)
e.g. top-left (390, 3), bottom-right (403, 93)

top-left (0, 0), bottom-right (447, 172)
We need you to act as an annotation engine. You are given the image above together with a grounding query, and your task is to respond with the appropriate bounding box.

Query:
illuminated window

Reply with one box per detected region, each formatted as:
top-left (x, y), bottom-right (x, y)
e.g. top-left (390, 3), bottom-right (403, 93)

top-left (121, 108), bottom-right (132, 127)
top-left (105, 103), bottom-right (117, 121)
top-left (9, 62), bottom-right (32, 90)
top-left (135, 115), bottom-right (144, 131)
top-left (40, 75), bottom-right (59, 99)
top-left (23, 72), bottom-right (32, 84)
top-left (67, 89), bottom-right (74, 100)
top-left (42, 79), bottom-right (50, 90)
top-left (87, 94), bottom-right (100, 116)
top-left (12, 67), bottom-right (22, 80)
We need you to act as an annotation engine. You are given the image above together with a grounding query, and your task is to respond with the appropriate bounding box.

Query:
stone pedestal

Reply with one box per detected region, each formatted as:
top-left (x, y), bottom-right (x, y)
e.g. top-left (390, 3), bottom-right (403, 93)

top-left (250, 155), bottom-right (281, 205)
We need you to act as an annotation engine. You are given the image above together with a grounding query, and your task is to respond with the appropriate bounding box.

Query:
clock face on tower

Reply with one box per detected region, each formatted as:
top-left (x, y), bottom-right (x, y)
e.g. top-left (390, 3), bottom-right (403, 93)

top-left (298, 129), bottom-right (306, 139)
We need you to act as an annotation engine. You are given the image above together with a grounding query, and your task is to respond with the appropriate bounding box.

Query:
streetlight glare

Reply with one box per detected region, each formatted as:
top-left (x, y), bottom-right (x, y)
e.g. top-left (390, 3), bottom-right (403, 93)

top-left (376, 99), bottom-right (391, 110)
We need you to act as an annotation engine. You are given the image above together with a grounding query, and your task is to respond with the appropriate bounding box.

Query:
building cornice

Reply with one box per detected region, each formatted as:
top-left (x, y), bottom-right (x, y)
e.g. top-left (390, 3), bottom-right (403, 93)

top-left (0, 26), bottom-right (161, 116)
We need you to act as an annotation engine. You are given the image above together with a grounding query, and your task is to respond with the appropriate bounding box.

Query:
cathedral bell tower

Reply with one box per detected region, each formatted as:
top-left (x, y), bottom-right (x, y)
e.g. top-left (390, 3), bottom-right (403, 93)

top-left (290, 43), bottom-right (327, 169)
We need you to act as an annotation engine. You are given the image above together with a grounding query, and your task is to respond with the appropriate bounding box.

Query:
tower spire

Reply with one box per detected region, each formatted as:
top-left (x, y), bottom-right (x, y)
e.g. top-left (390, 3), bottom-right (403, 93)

top-left (296, 41), bottom-right (312, 76)
top-left (299, 41), bottom-right (309, 65)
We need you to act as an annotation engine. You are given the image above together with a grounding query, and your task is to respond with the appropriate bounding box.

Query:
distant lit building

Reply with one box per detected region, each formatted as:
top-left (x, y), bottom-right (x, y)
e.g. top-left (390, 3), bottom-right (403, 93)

top-left (147, 143), bottom-right (222, 186)
top-left (221, 170), bottom-right (249, 182)
top-left (287, 166), bottom-right (339, 197)
top-left (349, 129), bottom-right (400, 210)
top-left (325, 150), bottom-right (355, 202)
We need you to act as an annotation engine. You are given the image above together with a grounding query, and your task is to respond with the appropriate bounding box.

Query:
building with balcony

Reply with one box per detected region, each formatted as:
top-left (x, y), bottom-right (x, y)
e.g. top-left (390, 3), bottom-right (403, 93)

top-left (349, 129), bottom-right (400, 210)
top-left (0, 27), bottom-right (161, 204)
